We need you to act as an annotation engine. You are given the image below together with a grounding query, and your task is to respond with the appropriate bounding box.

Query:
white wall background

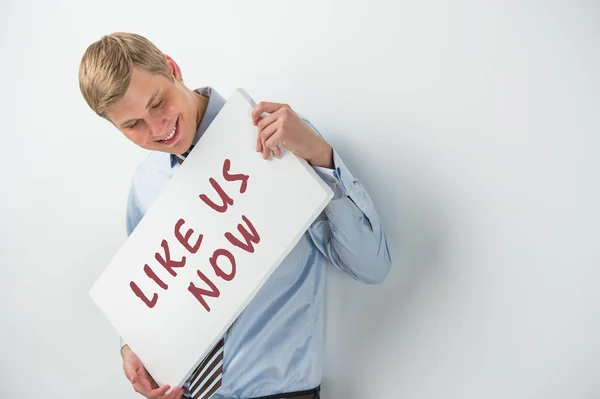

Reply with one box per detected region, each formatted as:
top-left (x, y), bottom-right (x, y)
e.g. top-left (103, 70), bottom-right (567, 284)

top-left (1, 0), bottom-right (599, 398)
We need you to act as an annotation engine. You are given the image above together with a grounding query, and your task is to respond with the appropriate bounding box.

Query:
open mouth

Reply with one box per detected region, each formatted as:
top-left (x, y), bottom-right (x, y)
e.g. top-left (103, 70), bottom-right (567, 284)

top-left (157, 118), bottom-right (179, 146)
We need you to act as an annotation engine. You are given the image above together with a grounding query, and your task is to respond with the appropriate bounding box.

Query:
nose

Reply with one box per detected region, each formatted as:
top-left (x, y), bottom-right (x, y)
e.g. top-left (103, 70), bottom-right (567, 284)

top-left (147, 114), bottom-right (169, 139)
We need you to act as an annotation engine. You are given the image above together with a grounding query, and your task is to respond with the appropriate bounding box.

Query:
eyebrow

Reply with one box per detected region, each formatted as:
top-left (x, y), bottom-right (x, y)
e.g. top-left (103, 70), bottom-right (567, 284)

top-left (119, 89), bottom-right (160, 128)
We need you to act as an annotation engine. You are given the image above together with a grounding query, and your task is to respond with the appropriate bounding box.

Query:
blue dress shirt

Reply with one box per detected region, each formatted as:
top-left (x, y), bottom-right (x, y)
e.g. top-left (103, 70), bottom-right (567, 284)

top-left (122, 87), bottom-right (391, 398)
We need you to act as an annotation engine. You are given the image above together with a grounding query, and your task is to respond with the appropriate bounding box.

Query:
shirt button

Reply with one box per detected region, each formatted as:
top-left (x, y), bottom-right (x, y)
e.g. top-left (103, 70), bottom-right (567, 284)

top-left (331, 179), bottom-right (338, 188)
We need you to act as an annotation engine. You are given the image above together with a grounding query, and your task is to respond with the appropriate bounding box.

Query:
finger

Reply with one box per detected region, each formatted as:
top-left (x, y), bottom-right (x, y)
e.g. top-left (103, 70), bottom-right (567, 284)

top-left (265, 134), bottom-right (282, 159)
top-left (252, 101), bottom-right (285, 124)
top-left (256, 130), bottom-right (262, 153)
top-left (260, 123), bottom-right (279, 160)
top-left (147, 384), bottom-right (171, 399)
top-left (162, 387), bottom-right (185, 399)
top-left (131, 379), bottom-right (152, 396)
top-left (257, 112), bottom-right (279, 132)
top-left (256, 113), bottom-right (278, 153)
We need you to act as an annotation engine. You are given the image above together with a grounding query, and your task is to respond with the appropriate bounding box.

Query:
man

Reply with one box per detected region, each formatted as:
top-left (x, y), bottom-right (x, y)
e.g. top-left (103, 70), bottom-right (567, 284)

top-left (79, 32), bottom-right (391, 399)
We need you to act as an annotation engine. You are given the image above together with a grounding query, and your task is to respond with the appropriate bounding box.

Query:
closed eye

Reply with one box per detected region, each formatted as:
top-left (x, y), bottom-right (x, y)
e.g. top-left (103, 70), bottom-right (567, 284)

top-left (151, 99), bottom-right (164, 109)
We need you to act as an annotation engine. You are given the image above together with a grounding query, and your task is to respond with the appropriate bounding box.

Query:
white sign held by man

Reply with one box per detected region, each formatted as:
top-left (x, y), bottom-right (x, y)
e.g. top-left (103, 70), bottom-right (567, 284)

top-left (89, 88), bottom-right (334, 387)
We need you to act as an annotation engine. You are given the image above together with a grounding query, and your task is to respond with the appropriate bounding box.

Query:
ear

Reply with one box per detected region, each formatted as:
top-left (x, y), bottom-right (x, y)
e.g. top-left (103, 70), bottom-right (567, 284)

top-left (164, 55), bottom-right (182, 82)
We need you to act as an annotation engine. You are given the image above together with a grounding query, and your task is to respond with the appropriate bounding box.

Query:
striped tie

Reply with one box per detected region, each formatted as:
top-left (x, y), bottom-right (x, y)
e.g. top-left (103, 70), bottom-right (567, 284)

top-left (176, 145), bottom-right (195, 163)
top-left (184, 338), bottom-right (224, 399)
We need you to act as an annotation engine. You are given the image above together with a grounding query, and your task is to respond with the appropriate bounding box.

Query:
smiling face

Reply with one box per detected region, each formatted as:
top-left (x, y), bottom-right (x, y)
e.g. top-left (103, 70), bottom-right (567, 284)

top-left (105, 56), bottom-right (206, 155)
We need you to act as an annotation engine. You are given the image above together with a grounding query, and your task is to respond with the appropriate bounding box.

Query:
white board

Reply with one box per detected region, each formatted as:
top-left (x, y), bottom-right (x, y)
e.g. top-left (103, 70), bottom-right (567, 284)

top-left (89, 88), bottom-right (333, 387)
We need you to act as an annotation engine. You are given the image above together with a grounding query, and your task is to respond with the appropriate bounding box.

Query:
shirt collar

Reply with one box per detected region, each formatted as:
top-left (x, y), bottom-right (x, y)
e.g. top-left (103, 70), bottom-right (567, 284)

top-left (169, 86), bottom-right (226, 168)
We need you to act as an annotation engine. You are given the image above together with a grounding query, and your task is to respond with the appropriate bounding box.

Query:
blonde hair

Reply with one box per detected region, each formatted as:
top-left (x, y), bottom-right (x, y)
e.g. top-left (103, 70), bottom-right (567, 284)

top-left (78, 32), bottom-right (173, 119)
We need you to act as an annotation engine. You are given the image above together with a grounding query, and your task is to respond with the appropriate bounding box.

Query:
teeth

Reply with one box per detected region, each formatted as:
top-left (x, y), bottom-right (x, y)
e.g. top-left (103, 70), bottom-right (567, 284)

top-left (162, 123), bottom-right (177, 141)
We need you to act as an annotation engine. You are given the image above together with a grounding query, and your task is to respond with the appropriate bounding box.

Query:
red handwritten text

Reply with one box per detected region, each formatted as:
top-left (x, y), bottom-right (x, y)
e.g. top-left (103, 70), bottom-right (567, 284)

top-left (129, 158), bottom-right (260, 312)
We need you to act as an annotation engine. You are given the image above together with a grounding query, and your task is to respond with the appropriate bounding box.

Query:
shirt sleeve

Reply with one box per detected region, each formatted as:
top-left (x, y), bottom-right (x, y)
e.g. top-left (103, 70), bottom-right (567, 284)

top-left (120, 182), bottom-right (144, 351)
top-left (302, 118), bottom-right (392, 284)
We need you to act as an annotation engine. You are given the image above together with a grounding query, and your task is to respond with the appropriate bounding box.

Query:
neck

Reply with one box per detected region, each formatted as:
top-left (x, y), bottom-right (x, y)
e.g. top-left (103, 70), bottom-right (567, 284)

top-left (194, 90), bottom-right (209, 131)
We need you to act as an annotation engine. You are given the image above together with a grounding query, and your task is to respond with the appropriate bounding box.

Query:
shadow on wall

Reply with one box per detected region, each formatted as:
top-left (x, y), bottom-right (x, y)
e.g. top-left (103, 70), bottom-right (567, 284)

top-left (320, 136), bottom-right (450, 398)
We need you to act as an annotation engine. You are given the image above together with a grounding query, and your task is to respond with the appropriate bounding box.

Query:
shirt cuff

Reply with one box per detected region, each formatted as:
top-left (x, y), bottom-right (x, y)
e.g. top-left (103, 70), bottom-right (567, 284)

top-left (311, 148), bottom-right (355, 200)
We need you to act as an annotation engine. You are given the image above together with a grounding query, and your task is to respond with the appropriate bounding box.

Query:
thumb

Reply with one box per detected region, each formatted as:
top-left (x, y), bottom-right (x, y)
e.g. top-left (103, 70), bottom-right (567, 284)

top-left (252, 101), bottom-right (284, 124)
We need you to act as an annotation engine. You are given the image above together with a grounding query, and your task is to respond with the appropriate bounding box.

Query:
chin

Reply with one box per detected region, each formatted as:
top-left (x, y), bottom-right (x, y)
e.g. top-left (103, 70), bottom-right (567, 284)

top-left (180, 135), bottom-right (194, 152)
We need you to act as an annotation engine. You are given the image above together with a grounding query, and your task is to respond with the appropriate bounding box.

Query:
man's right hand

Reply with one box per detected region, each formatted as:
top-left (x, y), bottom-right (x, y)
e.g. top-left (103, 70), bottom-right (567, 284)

top-left (122, 345), bottom-right (185, 399)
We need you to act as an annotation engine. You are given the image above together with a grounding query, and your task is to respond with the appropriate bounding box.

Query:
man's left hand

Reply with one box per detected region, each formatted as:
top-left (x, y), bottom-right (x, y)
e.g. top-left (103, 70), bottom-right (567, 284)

top-left (252, 102), bottom-right (333, 169)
